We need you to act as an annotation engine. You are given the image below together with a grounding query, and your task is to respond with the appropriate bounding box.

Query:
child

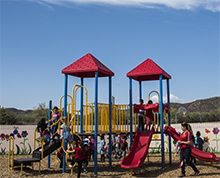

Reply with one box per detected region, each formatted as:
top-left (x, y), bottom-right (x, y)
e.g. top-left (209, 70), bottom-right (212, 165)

top-left (57, 144), bottom-right (63, 168)
top-left (37, 118), bottom-right (50, 145)
top-left (83, 135), bottom-right (90, 146)
top-left (82, 143), bottom-right (90, 173)
top-left (99, 135), bottom-right (106, 162)
top-left (68, 141), bottom-right (84, 178)
top-left (51, 106), bottom-right (61, 141)
top-left (89, 135), bottom-right (94, 161)
top-left (138, 99), bottom-right (145, 131)
top-left (145, 100), bottom-right (153, 131)
top-left (196, 131), bottom-right (204, 151)
top-left (114, 134), bottom-right (121, 159)
top-left (174, 132), bottom-right (180, 157)
top-left (60, 116), bottom-right (75, 152)
top-left (190, 132), bottom-right (196, 164)
top-left (120, 136), bottom-right (128, 158)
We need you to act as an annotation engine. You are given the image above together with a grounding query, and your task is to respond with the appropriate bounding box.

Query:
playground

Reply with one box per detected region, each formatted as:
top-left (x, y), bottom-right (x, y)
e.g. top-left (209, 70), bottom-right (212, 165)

top-left (1, 154), bottom-right (220, 177)
top-left (3, 53), bottom-right (220, 177)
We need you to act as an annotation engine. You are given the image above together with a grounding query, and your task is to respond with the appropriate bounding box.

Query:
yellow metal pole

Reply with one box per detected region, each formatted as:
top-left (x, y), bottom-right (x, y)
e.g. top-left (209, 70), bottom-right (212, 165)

top-left (11, 137), bottom-right (14, 171)
top-left (211, 162), bottom-right (213, 166)
top-left (157, 112), bottom-right (159, 131)
top-left (119, 105), bottom-right (121, 132)
top-left (116, 105), bottom-right (118, 132)
top-left (130, 169), bottom-right (133, 176)
top-left (34, 129), bottom-right (36, 151)
top-left (8, 137), bottom-right (11, 170)
top-left (41, 139), bottom-right (44, 159)
top-left (20, 163), bottom-right (23, 176)
top-left (39, 161), bottom-right (41, 172)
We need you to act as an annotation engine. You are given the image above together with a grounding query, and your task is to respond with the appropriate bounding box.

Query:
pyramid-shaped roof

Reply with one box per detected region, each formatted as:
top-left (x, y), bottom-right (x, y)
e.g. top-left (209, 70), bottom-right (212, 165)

top-left (62, 53), bottom-right (114, 78)
top-left (126, 58), bottom-right (171, 81)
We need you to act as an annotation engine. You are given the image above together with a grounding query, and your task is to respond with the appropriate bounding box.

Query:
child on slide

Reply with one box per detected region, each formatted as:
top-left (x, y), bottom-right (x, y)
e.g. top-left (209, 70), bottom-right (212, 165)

top-left (145, 100), bottom-right (153, 131)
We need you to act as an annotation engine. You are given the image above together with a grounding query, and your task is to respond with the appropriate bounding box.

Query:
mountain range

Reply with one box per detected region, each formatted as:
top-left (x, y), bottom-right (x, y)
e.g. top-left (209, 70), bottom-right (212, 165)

top-left (4, 96), bottom-right (220, 115)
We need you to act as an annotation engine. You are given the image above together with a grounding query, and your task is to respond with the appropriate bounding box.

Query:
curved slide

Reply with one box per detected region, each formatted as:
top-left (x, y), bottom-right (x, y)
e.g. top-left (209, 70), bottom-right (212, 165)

top-left (164, 126), bottom-right (219, 162)
top-left (120, 127), bottom-right (155, 169)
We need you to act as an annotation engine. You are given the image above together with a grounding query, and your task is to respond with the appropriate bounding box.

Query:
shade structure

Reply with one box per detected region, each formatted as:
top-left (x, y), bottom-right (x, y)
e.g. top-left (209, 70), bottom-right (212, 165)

top-left (126, 58), bottom-right (171, 81)
top-left (62, 53), bottom-right (114, 77)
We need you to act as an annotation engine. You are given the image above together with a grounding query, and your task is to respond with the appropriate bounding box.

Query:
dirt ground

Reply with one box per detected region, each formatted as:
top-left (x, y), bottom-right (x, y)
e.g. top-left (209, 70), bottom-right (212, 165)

top-left (1, 153), bottom-right (219, 178)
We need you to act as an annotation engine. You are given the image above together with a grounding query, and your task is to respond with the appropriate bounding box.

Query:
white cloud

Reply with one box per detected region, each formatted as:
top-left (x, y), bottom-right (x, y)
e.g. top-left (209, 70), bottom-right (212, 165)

top-left (33, 0), bottom-right (220, 12)
top-left (149, 94), bottom-right (186, 103)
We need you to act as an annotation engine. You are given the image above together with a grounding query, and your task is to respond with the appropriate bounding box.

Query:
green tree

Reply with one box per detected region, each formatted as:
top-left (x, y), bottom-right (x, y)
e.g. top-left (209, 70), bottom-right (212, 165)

top-left (0, 107), bottom-right (17, 124)
top-left (33, 103), bottom-right (49, 124)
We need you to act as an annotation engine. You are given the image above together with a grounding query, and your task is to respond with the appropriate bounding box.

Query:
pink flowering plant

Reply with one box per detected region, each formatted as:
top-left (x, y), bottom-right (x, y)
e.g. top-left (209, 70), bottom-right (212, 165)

top-left (212, 127), bottom-right (220, 152)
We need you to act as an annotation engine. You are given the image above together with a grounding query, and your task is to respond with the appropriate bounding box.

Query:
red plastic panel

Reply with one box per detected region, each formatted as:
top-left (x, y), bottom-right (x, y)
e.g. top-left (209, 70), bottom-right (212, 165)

top-left (62, 53), bottom-right (114, 77)
top-left (120, 127), bottom-right (155, 169)
top-left (127, 58), bottom-right (171, 81)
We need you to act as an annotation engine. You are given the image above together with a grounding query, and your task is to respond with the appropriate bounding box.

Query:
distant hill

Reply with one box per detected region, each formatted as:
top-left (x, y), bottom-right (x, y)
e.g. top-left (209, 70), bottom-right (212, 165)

top-left (170, 96), bottom-right (220, 112)
top-left (6, 108), bottom-right (33, 115)
top-left (5, 96), bottom-right (220, 114)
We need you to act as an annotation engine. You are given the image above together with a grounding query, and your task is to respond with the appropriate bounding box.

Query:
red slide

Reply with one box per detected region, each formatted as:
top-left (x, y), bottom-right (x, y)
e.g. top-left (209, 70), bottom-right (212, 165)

top-left (164, 126), bottom-right (219, 162)
top-left (120, 127), bottom-right (155, 169)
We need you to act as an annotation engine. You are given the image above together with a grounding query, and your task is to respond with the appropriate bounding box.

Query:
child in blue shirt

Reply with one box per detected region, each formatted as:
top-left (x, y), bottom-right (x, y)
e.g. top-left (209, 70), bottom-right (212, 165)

top-left (196, 131), bottom-right (203, 151)
top-left (99, 135), bottom-right (106, 162)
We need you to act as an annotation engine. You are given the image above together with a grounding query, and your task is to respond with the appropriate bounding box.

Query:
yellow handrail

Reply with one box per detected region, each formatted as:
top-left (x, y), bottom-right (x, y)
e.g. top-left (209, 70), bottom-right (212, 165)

top-left (148, 90), bottom-right (160, 103)
top-left (8, 136), bottom-right (14, 171)
top-left (72, 85), bottom-right (88, 133)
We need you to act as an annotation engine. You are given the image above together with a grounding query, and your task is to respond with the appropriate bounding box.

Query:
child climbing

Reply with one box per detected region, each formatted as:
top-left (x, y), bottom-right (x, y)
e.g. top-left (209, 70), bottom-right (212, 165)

top-left (51, 106), bottom-right (61, 141)
top-left (37, 118), bottom-right (50, 145)
top-left (68, 141), bottom-right (84, 178)
top-left (60, 115), bottom-right (75, 152)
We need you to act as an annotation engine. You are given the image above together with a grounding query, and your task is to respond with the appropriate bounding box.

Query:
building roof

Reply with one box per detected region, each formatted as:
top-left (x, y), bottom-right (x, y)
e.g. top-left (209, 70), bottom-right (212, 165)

top-left (62, 53), bottom-right (114, 78)
top-left (126, 58), bottom-right (171, 81)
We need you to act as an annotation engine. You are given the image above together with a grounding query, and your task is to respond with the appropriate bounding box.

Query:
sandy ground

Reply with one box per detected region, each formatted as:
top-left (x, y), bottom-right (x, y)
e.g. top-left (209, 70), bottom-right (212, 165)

top-left (1, 153), bottom-right (219, 178)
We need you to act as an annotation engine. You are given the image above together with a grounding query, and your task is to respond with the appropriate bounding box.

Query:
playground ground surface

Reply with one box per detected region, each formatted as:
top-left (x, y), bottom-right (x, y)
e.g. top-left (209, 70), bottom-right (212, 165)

top-left (1, 153), bottom-right (220, 178)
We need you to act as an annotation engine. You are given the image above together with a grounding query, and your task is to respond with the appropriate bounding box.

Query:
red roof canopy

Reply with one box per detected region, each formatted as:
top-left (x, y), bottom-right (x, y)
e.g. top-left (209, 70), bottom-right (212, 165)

top-left (126, 58), bottom-right (171, 81)
top-left (62, 53), bottom-right (114, 78)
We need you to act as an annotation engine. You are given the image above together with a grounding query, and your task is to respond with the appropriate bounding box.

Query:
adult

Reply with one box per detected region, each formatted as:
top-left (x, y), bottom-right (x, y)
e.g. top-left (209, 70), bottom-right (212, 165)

top-left (177, 122), bottom-right (199, 177)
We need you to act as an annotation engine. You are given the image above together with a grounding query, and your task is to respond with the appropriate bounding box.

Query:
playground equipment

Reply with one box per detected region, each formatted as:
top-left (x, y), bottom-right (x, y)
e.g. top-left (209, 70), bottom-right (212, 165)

top-left (58, 55), bottom-right (172, 175)
top-left (9, 121), bottom-right (61, 176)
top-left (8, 121), bottom-right (81, 175)
top-left (164, 126), bottom-right (219, 163)
top-left (125, 58), bottom-right (172, 171)
top-left (121, 127), bottom-right (155, 170)
top-left (8, 53), bottom-right (173, 176)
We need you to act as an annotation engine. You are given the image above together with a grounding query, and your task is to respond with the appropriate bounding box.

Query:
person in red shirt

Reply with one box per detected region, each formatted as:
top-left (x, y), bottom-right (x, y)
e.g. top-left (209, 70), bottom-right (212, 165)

top-left (67, 141), bottom-right (84, 178)
top-left (82, 143), bottom-right (90, 173)
top-left (145, 100), bottom-right (153, 131)
top-left (89, 135), bottom-right (94, 161)
top-left (177, 122), bottom-right (199, 177)
top-left (57, 146), bottom-right (63, 168)
top-left (120, 136), bottom-right (128, 158)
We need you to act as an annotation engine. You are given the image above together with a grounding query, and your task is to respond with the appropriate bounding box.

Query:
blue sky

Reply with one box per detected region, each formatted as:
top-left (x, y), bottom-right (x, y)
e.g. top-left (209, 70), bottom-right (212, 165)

top-left (1, 0), bottom-right (219, 110)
